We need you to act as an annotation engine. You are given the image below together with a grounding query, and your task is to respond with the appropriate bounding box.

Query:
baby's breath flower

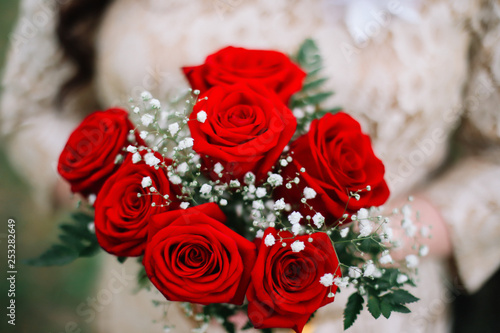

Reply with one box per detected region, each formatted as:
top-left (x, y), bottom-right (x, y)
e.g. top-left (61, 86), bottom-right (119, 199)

top-left (264, 234), bottom-right (276, 247)
top-left (402, 204), bottom-right (412, 219)
top-left (88, 194), bottom-right (96, 205)
top-left (363, 261), bottom-right (376, 277)
top-left (141, 91), bottom-right (152, 101)
top-left (405, 254), bottom-right (419, 268)
top-left (357, 208), bottom-right (369, 220)
top-left (291, 240), bottom-right (305, 252)
top-left (244, 172), bottom-right (256, 185)
top-left (178, 138), bottom-right (194, 150)
top-left (170, 175), bottom-right (182, 185)
top-left (229, 180), bottom-right (241, 188)
top-left (255, 229), bottom-right (264, 238)
top-left (252, 200), bottom-right (265, 210)
top-left (401, 219), bottom-right (417, 237)
top-left (397, 274), bottom-right (409, 284)
top-left (168, 123), bottom-right (179, 136)
top-left (273, 198), bottom-right (286, 211)
top-left (292, 107), bottom-right (305, 119)
top-left (114, 154), bottom-right (124, 164)
top-left (144, 153), bottom-right (161, 167)
top-left (340, 227), bottom-right (349, 238)
top-left (267, 173), bottom-right (283, 187)
top-left (141, 113), bottom-right (155, 126)
top-left (213, 163), bottom-right (224, 174)
top-left (358, 220), bottom-right (373, 237)
top-left (312, 213), bottom-right (325, 229)
top-left (140, 131), bottom-right (148, 140)
top-left (419, 245), bottom-right (429, 257)
top-left (149, 99), bottom-right (161, 109)
top-left (348, 267), bottom-right (362, 279)
top-left (420, 225), bottom-right (430, 238)
top-left (132, 152), bottom-right (142, 164)
top-left (126, 145), bottom-right (138, 153)
top-left (180, 202), bottom-right (190, 209)
top-left (291, 223), bottom-right (302, 236)
top-left (176, 162), bottom-right (189, 176)
top-left (319, 273), bottom-right (334, 287)
top-left (333, 276), bottom-right (349, 288)
top-left (256, 187), bottom-right (267, 198)
top-left (200, 184), bottom-right (212, 195)
top-left (266, 213), bottom-right (276, 223)
top-left (380, 224), bottom-right (393, 242)
top-left (379, 252), bottom-right (393, 264)
top-left (197, 110), bottom-right (208, 123)
top-left (303, 187), bottom-right (317, 200)
top-left (141, 176), bottom-right (153, 188)
top-left (288, 211), bottom-right (303, 225)
top-left (305, 105), bottom-right (315, 114)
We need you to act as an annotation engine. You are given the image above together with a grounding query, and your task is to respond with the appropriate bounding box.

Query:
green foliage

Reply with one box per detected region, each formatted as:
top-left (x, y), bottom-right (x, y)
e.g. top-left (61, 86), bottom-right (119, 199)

top-left (367, 293), bottom-right (381, 319)
top-left (334, 224), bottom-right (419, 328)
top-left (344, 292), bottom-right (363, 330)
top-left (117, 256), bottom-right (128, 263)
top-left (241, 321), bottom-right (254, 330)
top-left (25, 211), bottom-right (100, 266)
top-left (343, 283), bottom-right (419, 326)
top-left (203, 304), bottom-right (238, 333)
top-left (290, 39), bottom-right (341, 135)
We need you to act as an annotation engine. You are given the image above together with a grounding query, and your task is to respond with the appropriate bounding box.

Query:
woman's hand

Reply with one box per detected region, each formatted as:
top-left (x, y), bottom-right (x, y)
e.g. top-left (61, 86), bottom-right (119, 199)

top-left (389, 195), bottom-right (452, 261)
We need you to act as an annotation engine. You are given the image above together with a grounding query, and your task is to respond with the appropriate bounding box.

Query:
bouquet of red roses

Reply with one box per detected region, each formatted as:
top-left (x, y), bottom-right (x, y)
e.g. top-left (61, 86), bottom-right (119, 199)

top-left (30, 40), bottom-right (422, 332)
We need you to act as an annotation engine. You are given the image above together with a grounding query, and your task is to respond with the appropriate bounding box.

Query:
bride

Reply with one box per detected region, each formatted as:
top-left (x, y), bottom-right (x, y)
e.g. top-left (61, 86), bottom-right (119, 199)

top-left (2, 0), bottom-right (500, 332)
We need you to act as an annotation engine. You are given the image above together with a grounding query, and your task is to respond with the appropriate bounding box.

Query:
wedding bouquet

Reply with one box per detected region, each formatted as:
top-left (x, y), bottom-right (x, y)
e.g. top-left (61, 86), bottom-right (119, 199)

top-left (30, 40), bottom-right (423, 332)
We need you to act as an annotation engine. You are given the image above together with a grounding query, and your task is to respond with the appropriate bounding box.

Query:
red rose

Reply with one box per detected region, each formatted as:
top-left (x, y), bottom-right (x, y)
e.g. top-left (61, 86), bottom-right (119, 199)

top-left (58, 108), bottom-right (144, 196)
top-left (182, 46), bottom-right (306, 104)
top-left (189, 83), bottom-right (296, 182)
top-left (277, 113), bottom-right (390, 224)
top-left (143, 203), bottom-right (257, 305)
top-left (94, 150), bottom-right (178, 257)
top-left (247, 228), bottom-right (340, 333)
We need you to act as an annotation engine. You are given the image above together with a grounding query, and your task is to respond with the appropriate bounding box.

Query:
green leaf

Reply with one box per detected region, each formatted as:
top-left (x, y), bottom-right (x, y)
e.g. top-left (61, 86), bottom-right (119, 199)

top-left (79, 242), bottom-right (100, 257)
top-left (295, 39), bottom-right (322, 72)
top-left (242, 321), bottom-right (254, 330)
top-left (367, 294), bottom-right (381, 319)
top-left (117, 256), bottom-right (128, 264)
top-left (344, 292), bottom-right (363, 330)
top-left (24, 245), bottom-right (79, 266)
top-left (380, 298), bottom-right (392, 319)
top-left (222, 320), bottom-right (235, 333)
top-left (389, 289), bottom-right (419, 304)
top-left (136, 266), bottom-right (151, 291)
top-left (59, 234), bottom-right (82, 250)
top-left (392, 304), bottom-right (411, 313)
top-left (60, 224), bottom-right (82, 239)
top-left (302, 92), bottom-right (333, 106)
top-left (25, 211), bottom-right (100, 266)
top-left (302, 77), bottom-right (328, 91)
top-left (306, 66), bottom-right (324, 78)
top-left (320, 107), bottom-right (343, 115)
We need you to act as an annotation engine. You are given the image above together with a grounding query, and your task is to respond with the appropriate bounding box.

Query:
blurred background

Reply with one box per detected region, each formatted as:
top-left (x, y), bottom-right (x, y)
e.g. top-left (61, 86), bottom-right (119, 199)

top-left (1, 1), bottom-right (499, 333)
top-left (0, 2), bottom-right (100, 333)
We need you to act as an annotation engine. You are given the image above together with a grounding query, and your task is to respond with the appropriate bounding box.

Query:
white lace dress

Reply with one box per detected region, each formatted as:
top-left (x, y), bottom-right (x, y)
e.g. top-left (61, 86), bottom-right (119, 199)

top-left (2, 0), bottom-right (500, 332)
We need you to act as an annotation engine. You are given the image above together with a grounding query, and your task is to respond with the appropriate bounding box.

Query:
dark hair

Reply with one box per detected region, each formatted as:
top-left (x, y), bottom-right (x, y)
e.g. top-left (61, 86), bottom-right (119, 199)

top-left (56, 0), bottom-right (113, 103)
